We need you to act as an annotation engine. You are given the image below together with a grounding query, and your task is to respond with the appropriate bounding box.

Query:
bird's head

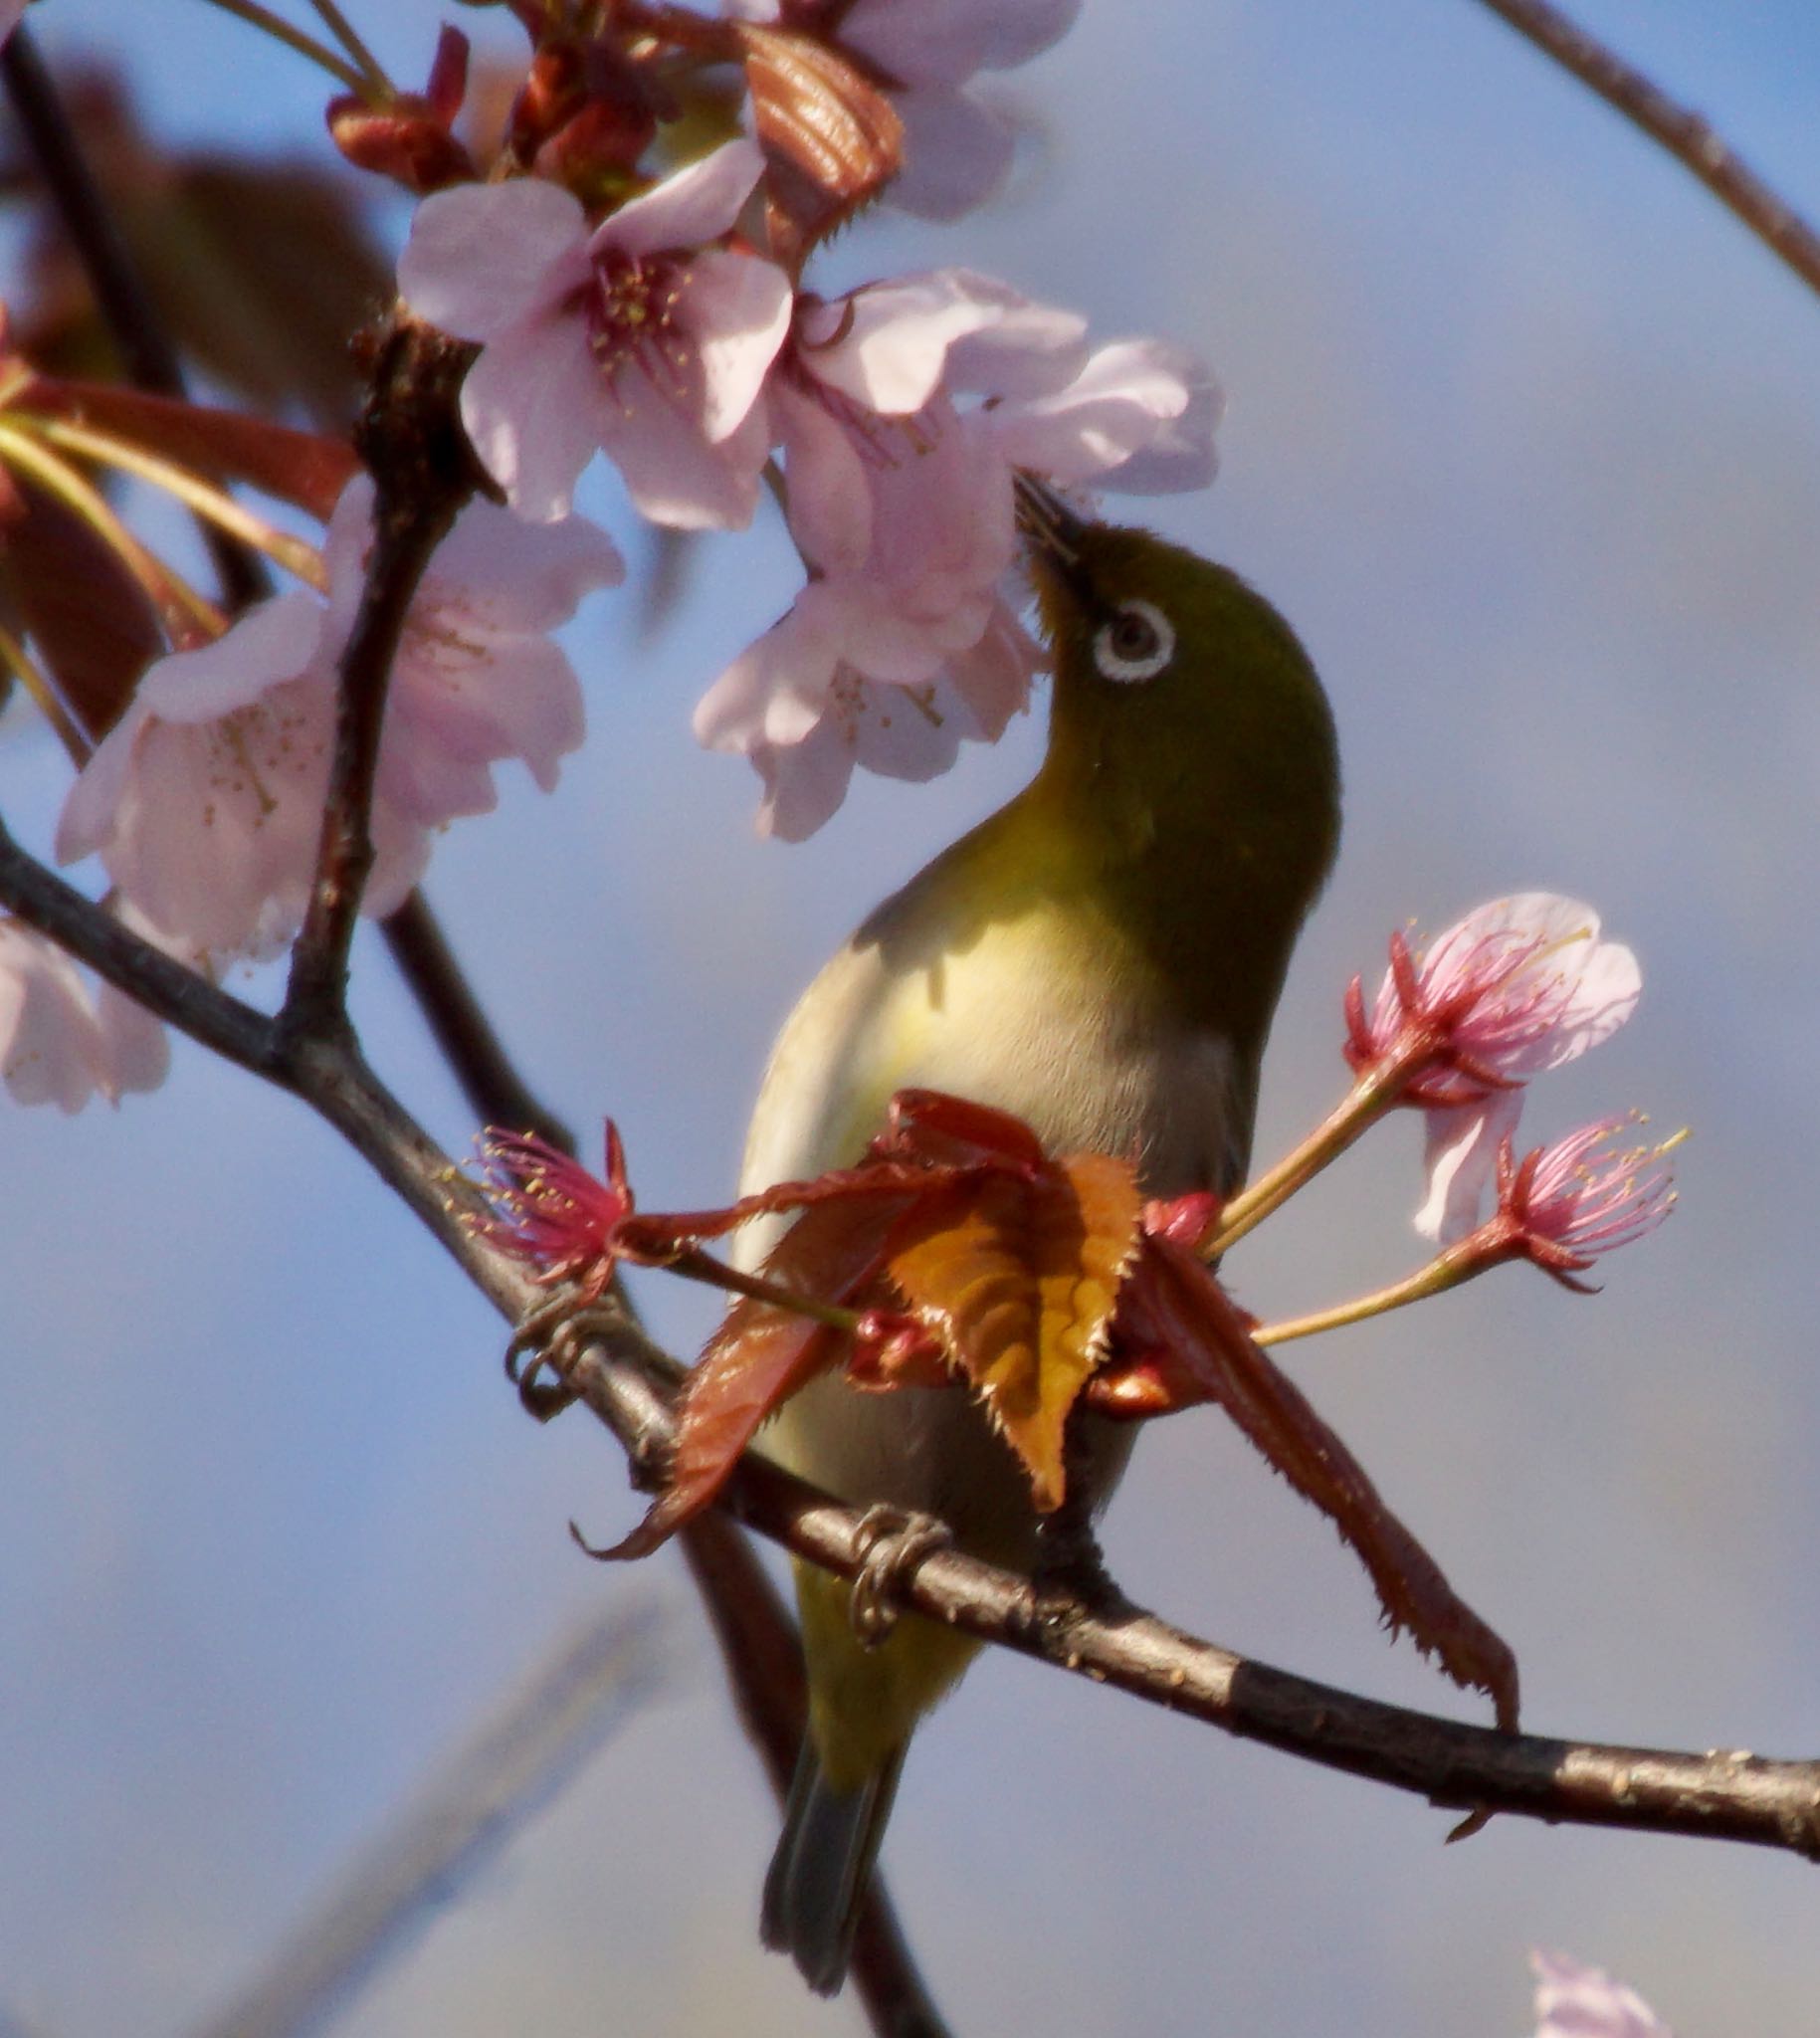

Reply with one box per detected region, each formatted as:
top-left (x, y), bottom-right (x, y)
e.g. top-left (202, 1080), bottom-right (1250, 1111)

top-left (1017, 479), bottom-right (1340, 891)
top-left (1009, 480), bottom-right (1341, 1036)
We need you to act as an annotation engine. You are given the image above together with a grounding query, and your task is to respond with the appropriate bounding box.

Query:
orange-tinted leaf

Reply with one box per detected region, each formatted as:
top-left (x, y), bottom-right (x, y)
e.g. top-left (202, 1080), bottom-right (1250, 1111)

top-left (0, 478), bottom-right (160, 741)
top-left (887, 1152), bottom-right (1141, 1510)
top-left (737, 23), bottom-right (903, 261)
top-left (606, 1192), bottom-right (914, 1559)
top-left (20, 377), bottom-right (356, 518)
top-left (1115, 1239), bottom-right (1520, 1729)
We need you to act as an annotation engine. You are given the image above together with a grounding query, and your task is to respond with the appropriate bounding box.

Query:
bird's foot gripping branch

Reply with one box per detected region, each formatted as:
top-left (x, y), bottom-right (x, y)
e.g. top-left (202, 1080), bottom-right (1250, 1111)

top-left (480, 894), bottom-right (1684, 1745)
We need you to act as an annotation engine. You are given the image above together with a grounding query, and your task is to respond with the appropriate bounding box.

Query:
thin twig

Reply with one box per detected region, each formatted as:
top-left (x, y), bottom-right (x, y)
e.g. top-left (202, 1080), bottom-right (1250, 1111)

top-left (378, 893), bottom-right (574, 1152)
top-left (279, 317), bottom-right (477, 1042)
top-left (194, 0), bottom-right (371, 97)
top-left (561, 1325), bottom-right (1820, 1863)
top-left (191, 1602), bottom-right (666, 2038)
top-left (3, 832), bottom-right (1820, 1873)
top-left (1470, 0), bottom-right (1820, 299)
top-left (0, 27), bottom-right (274, 611)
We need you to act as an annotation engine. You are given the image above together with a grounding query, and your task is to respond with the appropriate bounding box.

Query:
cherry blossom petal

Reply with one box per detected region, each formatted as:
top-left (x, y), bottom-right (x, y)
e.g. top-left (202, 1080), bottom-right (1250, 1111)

top-left (987, 338), bottom-right (1221, 489)
top-left (694, 608), bottom-right (837, 755)
top-left (886, 87), bottom-right (1017, 220)
top-left (0, 921), bottom-right (116, 1112)
top-left (318, 481), bottom-right (616, 824)
top-left (1531, 1952), bottom-right (1674, 2038)
top-left (775, 378), bottom-right (875, 574)
top-left (590, 137), bottom-right (765, 263)
top-left (841, 0), bottom-right (1081, 85)
top-left (800, 270), bottom-right (1080, 414)
top-left (1414, 1091), bottom-right (1521, 1244)
top-left (94, 978), bottom-right (170, 1098)
top-left (56, 593), bottom-right (324, 868)
top-left (398, 179), bottom-right (591, 339)
top-left (942, 598), bottom-right (1041, 739)
top-left (381, 635), bottom-right (585, 820)
top-left (682, 247), bottom-right (794, 441)
top-left (457, 312), bottom-right (615, 524)
top-left (406, 496), bottom-right (626, 632)
top-left (57, 594), bottom-right (431, 952)
top-left (608, 359), bottom-right (772, 528)
top-left (1424, 894), bottom-right (1641, 1076)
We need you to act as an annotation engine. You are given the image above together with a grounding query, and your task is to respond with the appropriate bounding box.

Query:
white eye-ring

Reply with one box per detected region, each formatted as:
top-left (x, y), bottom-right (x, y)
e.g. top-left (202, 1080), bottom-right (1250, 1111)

top-left (1093, 598), bottom-right (1175, 684)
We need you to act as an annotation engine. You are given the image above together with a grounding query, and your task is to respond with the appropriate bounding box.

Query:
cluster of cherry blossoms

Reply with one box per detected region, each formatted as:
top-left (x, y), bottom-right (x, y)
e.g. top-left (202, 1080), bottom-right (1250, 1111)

top-left (0, 1), bottom-right (1679, 1302)
top-left (3, 0), bottom-right (1217, 1104)
top-left (399, 136), bottom-right (1213, 839)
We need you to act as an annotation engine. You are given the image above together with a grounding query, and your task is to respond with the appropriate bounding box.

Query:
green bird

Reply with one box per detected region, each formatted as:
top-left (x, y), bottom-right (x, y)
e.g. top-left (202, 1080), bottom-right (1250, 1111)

top-left (737, 484), bottom-right (1341, 1995)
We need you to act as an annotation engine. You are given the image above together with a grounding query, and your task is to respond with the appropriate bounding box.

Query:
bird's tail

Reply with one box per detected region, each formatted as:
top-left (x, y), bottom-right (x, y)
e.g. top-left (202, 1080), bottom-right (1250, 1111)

top-left (761, 1737), bottom-right (907, 1996)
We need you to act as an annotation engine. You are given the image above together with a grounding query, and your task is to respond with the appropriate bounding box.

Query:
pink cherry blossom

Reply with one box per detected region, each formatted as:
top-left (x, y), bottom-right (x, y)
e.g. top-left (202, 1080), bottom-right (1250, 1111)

top-left (321, 478), bottom-right (622, 826)
top-left (1531, 1951), bottom-right (1674, 2038)
top-left (58, 484), bottom-right (620, 955)
top-left (0, 918), bottom-right (167, 1112)
top-left (985, 338), bottom-right (1223, 494)
top-left (731, 0), bottom-right (1081, 218)
top-left (1480, 1117), bottom-right (1679, 1288)
top-left (55, 594), bottom-right (416, 955)
top-left (699, 599), bottom-right (1035, 840)
top-left (702, 274), bottom-right (1215, 833)
top-left (1345, 894), bottom-right (1642, 1243)
top-left (398, 141), bottom-right (792, 526)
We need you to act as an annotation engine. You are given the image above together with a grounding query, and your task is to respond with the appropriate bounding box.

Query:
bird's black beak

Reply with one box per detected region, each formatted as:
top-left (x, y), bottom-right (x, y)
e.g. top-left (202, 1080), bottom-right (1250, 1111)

top-left (1013, 473), bottom-right (1091, 582)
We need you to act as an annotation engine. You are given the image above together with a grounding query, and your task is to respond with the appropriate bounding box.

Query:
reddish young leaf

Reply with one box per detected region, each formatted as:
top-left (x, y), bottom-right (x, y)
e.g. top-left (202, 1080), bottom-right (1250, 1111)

top-left (20, 377), bottom-right (356, 519)
top-left (886, 1152), bottom-right (1141, 1510)
top-left (0, 477), bottom-right (160, 742)
top-left (605, 1191), bottom-right (916, 1559)
top-left (1106, 1237), bottom-right (1520, 1730)
top-left (878, 1087), bottom-right (1049, 1171)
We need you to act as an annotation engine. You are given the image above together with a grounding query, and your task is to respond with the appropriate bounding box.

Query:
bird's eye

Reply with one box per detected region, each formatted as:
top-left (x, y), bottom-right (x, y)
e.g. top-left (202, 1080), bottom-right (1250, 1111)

top-left (1093, 599), bottom-right (1175, 685)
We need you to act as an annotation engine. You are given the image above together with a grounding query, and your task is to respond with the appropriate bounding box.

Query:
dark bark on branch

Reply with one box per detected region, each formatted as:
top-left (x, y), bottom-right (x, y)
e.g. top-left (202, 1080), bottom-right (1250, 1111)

top-left (379, 891), bottom-right (574, 1151)
top-left (1469, 0), bottom-right (1820, 299)
top-left (558, 1325), bottom-right (1820, 1863)
top-left (3, 821), bottom-right (1819, 1873)
top-left (279, 318), bottom-right (479, 1039)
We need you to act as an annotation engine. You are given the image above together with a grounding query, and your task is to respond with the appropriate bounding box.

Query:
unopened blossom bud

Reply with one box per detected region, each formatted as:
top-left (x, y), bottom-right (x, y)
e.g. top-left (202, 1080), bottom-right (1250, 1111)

top-left (328, 28), bottom-right (475, 194)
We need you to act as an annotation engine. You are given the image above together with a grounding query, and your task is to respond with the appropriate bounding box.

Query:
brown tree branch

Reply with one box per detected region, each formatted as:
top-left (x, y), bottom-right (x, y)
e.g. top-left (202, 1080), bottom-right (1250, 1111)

top-left (279, 317), bottom-right (478, 1040)
top-left (561, 1324), bottom-right (1820, 1862)
top-left (1469, 0), bottom-right (1820, 299)
top-left (3, 825), bottom-right (1819, 1877)
top-left (378, 891), bottom-right (574, 1151)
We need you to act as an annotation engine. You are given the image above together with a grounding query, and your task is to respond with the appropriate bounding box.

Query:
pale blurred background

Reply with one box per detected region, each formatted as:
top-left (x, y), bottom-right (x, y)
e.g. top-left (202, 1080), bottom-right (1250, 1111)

top-left (2, 2), bottom-right (1818, 2033)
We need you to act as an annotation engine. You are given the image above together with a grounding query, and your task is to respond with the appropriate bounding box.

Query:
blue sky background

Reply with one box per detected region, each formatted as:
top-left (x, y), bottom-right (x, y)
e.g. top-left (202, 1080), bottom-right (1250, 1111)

top-left (3, 2), bottom-right (1819, 2033)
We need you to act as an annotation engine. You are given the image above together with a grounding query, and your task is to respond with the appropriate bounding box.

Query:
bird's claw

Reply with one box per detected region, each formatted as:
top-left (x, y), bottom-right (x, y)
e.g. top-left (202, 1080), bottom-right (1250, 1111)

top-left (505, 1296), bottom-right (622, 1421)
top-left (848, 1505), bottom-right (953, 1648)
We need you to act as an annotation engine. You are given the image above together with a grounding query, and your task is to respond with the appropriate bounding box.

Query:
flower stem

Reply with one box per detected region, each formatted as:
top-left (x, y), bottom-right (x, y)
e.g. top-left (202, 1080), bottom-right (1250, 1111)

top-left (22, 414), bottom-right (329, 591)
top-left (0, 419), bottom-right (223, 647)
top-left (194, 0), bottom-right (374, 98)
top-left (1205, 1059), bottom-right (1413, 1257)
top-left (1251, 1243), bottom-right (1495, 1346)
top-left (306, 0), bottom-right (395, 98)
top-left (644, 1240), bottom-right (871, 1334)
top-left (0, 617), bottom-right (90, 763)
